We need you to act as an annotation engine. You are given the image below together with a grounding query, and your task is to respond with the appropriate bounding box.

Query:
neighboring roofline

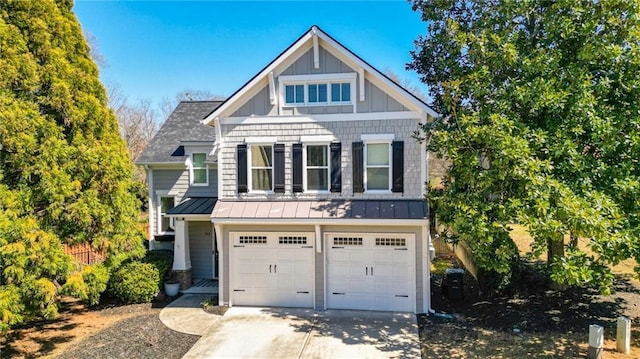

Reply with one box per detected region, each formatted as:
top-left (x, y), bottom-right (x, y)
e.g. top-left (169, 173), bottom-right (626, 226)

top-left (202, 25), bottom-right (438, 124)
top-left (134, 161), bottom-right (185, 166)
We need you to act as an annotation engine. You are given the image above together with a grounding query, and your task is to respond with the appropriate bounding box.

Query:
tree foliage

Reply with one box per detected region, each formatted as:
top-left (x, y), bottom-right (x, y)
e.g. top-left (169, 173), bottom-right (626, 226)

top-left (410, 0), bottom-right (640, 293)
top-left (0, 0), bottom-right (144, 330)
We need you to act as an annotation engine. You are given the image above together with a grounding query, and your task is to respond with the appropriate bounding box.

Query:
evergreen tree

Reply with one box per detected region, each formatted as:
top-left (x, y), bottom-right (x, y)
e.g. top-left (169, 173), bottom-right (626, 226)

top-left (0, 0), bottom-right (144, 330)
top-left (410, 0), bottom-right (640, 292)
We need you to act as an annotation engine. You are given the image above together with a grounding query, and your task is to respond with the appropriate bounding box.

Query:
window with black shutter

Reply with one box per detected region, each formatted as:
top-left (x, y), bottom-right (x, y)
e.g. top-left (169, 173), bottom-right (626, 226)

top-left (292, 143), bottom-right (303, 193)
top-left (330, 142), bottom-right (342, 192)
top-left (237, 144), bottom-right (248, 193)
top-left (352, 141), bottom-right (364, 193)
top-left (273, 143), bottom-right (285, 193)
top-left (392, 141), bottom-right (404, 193)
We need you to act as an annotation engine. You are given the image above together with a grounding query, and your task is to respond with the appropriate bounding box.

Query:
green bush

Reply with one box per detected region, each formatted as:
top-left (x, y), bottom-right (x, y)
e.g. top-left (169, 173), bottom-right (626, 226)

top-left (62, 264), bottom-right (109, 306)
top-left (108, 261), bottom-right (159, 303)
top-left (143, 250), bottom-right (173, 287)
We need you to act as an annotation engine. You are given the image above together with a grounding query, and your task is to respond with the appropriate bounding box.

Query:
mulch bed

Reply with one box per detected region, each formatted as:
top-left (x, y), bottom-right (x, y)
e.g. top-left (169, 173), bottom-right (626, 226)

top-left (420, 256), bottom-right (640, 358)
top-left (56, 308), bottom-right (199, 359)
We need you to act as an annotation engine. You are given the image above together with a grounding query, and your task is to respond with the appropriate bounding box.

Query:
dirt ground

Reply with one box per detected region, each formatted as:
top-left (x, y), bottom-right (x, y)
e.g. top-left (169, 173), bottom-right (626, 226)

top-left (422, 255), bottom-right (640, 358)
top-left (0, 295), bottom-right (197, 359)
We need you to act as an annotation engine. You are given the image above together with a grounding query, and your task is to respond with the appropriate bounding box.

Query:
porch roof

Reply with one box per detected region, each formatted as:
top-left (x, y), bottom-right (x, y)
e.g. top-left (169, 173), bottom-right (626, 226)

top-left (167, 197), bottom-right (218, 215)
top-left (211, 199), bottom-right (428, 221)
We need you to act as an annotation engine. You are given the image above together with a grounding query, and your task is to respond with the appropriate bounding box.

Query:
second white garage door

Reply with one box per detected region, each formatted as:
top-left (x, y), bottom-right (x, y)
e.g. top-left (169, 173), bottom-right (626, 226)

top-left (231, 232), bottom-right (315, 308)
top-left (326, 233), bottom-right (415, 312)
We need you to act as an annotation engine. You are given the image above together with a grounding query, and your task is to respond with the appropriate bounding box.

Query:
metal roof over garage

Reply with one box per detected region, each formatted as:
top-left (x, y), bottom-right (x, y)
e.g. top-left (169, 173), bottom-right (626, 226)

top-left (211, 200), bottom-right (428, 220)
top-left (167, 197), bottom-right (217, 215)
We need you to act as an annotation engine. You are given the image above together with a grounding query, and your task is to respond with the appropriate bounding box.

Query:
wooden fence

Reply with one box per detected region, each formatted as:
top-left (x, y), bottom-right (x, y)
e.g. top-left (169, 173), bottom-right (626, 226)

top-left (432, 235), bottom-right (479, 279)
top-left (63, 242), bottom-right (104, 266)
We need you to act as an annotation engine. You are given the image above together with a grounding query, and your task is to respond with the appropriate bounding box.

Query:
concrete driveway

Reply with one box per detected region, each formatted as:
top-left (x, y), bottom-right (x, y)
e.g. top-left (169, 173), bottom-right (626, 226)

top-left (182, 306), bottom-right (420, 358)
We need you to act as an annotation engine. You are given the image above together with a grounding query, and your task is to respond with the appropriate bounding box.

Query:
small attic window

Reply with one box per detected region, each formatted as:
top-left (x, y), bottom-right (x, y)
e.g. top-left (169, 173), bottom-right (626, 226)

top-left (280, 73), bottom-right (356, 107)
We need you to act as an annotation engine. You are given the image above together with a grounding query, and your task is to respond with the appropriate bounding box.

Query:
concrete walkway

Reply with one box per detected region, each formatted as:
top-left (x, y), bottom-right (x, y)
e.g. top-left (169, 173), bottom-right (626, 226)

top-left (182, 306), bottom-right (420, 358)
top-left (159, 294), bottom-right (222, 336)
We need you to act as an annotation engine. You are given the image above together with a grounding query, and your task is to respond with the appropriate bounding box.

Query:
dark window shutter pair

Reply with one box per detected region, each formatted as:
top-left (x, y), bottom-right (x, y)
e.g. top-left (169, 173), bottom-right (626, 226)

top-left (352, 140), bottom-right (404, 193)
top-left (292, 143), bottom-right (341, 193)
top-left (237, 143), bottom-right (285, 193)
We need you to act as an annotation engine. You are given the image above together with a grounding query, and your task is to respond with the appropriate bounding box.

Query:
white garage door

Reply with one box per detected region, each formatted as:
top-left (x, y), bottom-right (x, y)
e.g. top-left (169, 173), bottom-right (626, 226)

top-left (231, 232), bottom-right (315, 308)
top-left (326, 233), bottom-right (415, 312)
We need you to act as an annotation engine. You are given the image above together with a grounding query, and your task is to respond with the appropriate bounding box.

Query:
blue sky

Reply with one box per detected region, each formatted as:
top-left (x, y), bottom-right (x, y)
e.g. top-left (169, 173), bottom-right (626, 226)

top-left (74, 1), bottom-right (428, 113)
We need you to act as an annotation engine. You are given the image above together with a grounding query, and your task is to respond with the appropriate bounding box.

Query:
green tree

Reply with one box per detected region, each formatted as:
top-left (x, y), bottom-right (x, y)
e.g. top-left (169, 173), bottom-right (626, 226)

top-left (0, 0), bottom-right (144, 330)
top-left (410, 0), bottom-right (640, 293)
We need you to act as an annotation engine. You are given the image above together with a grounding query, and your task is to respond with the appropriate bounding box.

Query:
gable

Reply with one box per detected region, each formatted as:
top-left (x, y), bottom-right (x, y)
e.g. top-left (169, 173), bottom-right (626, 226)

top-left (205, 26), bottom-right (436, 123)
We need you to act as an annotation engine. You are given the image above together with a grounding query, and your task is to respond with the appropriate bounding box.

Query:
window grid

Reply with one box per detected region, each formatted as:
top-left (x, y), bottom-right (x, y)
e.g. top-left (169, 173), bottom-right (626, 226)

top-left (239, 235), bottom-right (267, 244)
top-left (283, 81), bottom-right (352, 106)
top-left (333, 237), bottom-right (363, 246)
top-left (305, 144), bottom-right (329, 191)
top-left (279, 236), bottom-right (308, 245)
top-left (365, 142), bottom-right (391, 191)
top-left (250, 145), bottom-right (273, 191)
top-left (375, 237), bottom-right (406, 247)
top-left (158, 196), bottom-right (175, 234)
top-left (192, 153), bottom-right (207, 185)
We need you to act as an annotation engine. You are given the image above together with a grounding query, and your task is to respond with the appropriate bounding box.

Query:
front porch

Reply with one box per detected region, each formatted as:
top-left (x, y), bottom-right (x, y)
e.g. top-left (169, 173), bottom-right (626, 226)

top-left (182, 279), bottom-right (218, 295)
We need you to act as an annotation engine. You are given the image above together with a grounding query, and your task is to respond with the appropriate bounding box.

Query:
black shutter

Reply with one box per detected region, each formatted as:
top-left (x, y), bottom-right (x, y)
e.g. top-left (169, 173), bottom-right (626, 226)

top-left (237, 144), bottom-right (248, 193)
top-left (274, 143), bottom-right (285, 193)
top-left (292, 143), bottom-right (303, 193)
top-left (392, 140), bottom-right (404, 193)
top-left (330, 142), bottom-right (342, 193)
top-left (352, 141), bottom-right (364, 193)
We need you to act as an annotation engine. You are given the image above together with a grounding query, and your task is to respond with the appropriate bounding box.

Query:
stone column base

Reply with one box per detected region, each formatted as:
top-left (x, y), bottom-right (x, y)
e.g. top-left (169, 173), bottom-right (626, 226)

top-left (174, 269), bottom-right (192, 290)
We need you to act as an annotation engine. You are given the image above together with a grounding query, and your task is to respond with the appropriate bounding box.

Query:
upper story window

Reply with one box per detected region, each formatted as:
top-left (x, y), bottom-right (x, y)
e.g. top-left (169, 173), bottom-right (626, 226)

top-left (280, 73), bottom-right (356, 107)
top-left (250, 144), bottom-right (273, 191)
top-left (191, 153), bottom-right (208, 185)
top-left (365, 142), bottom-right (391, 191)
top-left (158, 195), bottom-right (175, 234)
top-left (305, 144), bottom-right (329, 191)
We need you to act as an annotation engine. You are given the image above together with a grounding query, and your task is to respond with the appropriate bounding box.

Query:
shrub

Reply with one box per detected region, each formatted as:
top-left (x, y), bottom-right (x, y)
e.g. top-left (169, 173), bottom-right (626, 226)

top-left (62, 264), bottom-right (109, 306)
top-left (143, 250), bottom-right (173, 287)
top-left (108, 261), bottom-right (159, 303)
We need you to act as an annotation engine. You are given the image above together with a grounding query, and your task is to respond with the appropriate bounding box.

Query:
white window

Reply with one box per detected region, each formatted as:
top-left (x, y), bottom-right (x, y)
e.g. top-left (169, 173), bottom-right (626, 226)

top-left (191, 152), bottom-right (208, 185)
top-left (362, 134), bottom-right (394, 192)
top-left (305, 144), bottom-right (329, 191)
top-left (284, 84), bottom-right (304, 104)
top-left (249, 144), bottom-right (273, 191)
top-left (280, 73), bottom-right (356, 107)
top-left (157, 195), bottom-right (175, 234)
top-left (330, 82), bottom-right (351, 103)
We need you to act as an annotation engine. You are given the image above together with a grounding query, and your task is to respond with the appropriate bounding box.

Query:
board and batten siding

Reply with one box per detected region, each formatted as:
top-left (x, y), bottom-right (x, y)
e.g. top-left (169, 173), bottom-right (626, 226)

top-left (218, 118), bottom-right (423, 200)
top-left (150, 168), bottom-right (218, 236)
top-left (230, 48), bottom-right (408, 117)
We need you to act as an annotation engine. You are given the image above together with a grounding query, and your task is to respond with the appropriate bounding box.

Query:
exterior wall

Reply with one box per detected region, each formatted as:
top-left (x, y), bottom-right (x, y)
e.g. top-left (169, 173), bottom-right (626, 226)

top-left (219, 223), bottom-right (427, 312)
top-left (230, 48), bottom-right (408, 117)
top-left (149, 168), bottom-right (218, 236)
top-left (219, 118), bottom-right (424, 200)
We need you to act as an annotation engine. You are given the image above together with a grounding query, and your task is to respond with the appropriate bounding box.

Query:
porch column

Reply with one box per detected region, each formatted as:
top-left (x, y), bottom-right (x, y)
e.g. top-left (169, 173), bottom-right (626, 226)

top-left (173, 219), bottom-right (192, 289)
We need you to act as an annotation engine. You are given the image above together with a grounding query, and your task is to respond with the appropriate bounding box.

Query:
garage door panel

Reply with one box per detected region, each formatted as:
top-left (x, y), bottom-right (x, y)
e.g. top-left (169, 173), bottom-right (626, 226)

top-left (232, 232), bottom-right (314, 308)
top-left (327, 233), bottom-right (415, 312)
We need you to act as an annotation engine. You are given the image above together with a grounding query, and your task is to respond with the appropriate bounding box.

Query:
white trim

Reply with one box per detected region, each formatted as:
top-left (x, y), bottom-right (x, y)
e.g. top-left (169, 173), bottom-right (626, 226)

top-left (303, 143), bottom-right (330, 193)
top-left (188, 152), bottom-right (209, 186)
top-left (300, 135), bottom-right (335, 143)
top-left (279, 73), bottom-right (356, 82)
top-left (202, 26), bottom-right (438, 124)
top-left (247, 143), bottom-right (275, 194)
top-left (313, 33), bottom-right (319, 69)
top-left (360, 133), bottom-right (395, 141)
top-left (166, 214), bottom-right (211, 220)
top-left (214, 223), bottom-right (224, 305)
top-left (225, 111), bottom-right (422, 125)
top-left (422, 225), bottom-right (431, 313)
top-left (180, 141), bottom-right (215, 146)
top-left (362, 139), bottom-right (393, 192)
top-left (315, 224), bottom-right (322, 254)
top-left (422, 141), bottom-right (428, 197)
top-left (268, 72), bottom-right (276, 105)
top-left (358, 67), bottom-right (365, 102)
top-left (156, 191), bottom-right (176, 235)
top-left (245, 136), bottom-right (278, 144)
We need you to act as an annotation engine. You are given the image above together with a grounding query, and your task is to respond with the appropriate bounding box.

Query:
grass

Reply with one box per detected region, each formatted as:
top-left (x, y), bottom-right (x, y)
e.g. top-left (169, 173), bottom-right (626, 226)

top-left (431, 257), bottom-right (455, 275)
top-left (508, 224), bottom-right (638, 278)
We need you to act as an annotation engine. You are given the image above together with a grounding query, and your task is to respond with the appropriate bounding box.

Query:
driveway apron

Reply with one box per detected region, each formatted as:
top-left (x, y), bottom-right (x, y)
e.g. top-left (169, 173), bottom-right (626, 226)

top-left (181, 307), bottom-right (420, 358)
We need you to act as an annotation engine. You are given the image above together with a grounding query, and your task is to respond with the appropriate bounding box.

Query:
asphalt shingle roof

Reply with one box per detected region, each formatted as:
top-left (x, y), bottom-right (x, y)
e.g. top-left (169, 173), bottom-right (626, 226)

top-left (136, 101), bottom-right (222, 164)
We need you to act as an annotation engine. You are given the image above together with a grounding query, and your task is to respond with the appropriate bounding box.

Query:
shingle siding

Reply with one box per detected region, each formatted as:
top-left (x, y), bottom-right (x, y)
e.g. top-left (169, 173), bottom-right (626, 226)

top-left (219, 118), bottom-right (424, 200)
